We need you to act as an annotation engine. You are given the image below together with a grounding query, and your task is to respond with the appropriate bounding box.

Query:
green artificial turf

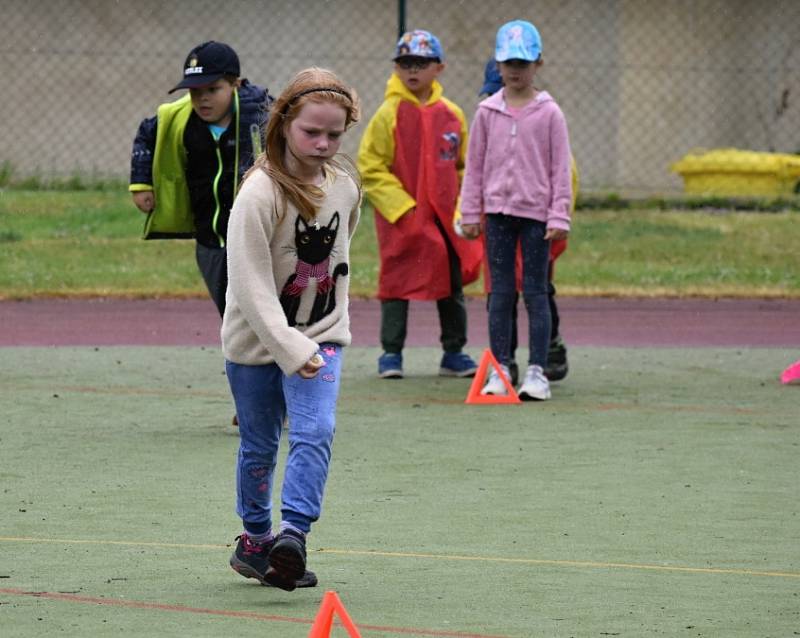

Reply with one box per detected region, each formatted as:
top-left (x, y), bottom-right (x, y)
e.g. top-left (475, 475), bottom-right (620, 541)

top-left (1, 346), bottom-right (798, 637)
top-left (2, 189), bottom-right (799, 298)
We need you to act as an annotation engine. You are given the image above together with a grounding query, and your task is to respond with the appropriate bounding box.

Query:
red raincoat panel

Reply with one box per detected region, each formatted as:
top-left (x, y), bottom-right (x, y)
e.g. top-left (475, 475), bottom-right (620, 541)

top-left (360, 77), bottom-right (482, 301)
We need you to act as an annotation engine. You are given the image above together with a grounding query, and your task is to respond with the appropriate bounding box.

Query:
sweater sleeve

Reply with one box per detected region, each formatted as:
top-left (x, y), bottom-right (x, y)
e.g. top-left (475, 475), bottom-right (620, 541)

top-left (357, 103), bottom-right (416, 223)
top-left (546, 108), bottom-right (573, 231)
top-left (459, 109), bottom-right (488, 226)
top-left (225, 173), bottom-right (319, 374)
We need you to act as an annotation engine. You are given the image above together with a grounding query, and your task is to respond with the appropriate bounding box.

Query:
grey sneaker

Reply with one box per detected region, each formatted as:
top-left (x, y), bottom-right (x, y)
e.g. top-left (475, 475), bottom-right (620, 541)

top-left (518, 365), bottom-right (551, 401)
top-left (480, 364), bottom-right (511, 396)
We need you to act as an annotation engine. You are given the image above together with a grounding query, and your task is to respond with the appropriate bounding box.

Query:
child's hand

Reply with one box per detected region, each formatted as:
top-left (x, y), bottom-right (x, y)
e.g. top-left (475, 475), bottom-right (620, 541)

top-left (545, 227), bottom-right (569, 241)
top-left (298, 353), bottom-right (325, 379)
top-left (460, 223), bottom-right (481, 239)
top-left (132, 191), bottom-right (155, 214)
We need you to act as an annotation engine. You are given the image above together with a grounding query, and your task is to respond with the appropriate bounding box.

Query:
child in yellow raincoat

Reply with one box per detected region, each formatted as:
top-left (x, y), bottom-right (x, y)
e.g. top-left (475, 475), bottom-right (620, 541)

top-left (358, 30), bottom-right (483, 379)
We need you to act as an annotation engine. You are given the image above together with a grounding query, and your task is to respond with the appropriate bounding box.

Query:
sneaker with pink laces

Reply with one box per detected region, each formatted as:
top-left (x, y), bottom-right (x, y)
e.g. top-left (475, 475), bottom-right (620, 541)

top-left (229, 533), bottom-right (317, 588)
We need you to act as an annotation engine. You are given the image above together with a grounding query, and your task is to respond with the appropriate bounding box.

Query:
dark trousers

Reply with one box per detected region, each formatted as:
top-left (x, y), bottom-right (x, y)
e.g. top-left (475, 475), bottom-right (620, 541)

top-left (195, 243), bottom-right (228, 318)
top-left (381, 225), bottom-right (467, 354)
top-left (488, 272), bottom-right (561, 358)
top-left (485, 215), bottom-right (551, 368)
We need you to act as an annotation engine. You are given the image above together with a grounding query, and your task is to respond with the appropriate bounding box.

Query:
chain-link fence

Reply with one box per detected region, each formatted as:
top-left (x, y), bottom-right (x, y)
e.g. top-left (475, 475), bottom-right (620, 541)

top-left (4, 0), bottom-right (800, 193)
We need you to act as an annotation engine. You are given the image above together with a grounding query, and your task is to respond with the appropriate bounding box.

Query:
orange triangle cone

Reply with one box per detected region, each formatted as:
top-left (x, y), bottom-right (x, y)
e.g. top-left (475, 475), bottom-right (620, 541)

top-left (308, 591), bottom-right (362, 638)
top-left (465, 348), bottom-right (521, 404)
top-left (781, 359), bottom-right (800, 385)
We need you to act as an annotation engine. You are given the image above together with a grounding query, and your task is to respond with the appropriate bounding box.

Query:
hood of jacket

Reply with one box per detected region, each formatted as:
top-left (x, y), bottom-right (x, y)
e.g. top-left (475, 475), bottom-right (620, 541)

top-left (384, 72), bottom-right (444, 105)
top-left (479, 88), bottom-right (555, 115)
top-left (237, 78), bottom-right (271, 110)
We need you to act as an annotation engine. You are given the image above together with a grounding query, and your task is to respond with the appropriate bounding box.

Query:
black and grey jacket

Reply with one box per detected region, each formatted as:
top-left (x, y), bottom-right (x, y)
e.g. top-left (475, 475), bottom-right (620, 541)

top-left (130, 80), bottom-right (271, 246)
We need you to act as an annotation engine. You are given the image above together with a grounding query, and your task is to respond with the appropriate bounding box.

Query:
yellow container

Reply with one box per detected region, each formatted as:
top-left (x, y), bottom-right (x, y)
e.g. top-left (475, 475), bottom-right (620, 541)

top-left (671, 148), bottom-right (800, 197)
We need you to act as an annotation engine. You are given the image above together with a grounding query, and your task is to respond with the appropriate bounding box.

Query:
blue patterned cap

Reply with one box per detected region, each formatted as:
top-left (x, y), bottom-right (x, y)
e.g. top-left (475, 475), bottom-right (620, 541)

top-left (495, 20), bottom-right (542, 62)
top-left (393, 30), bottom-right (444, 61)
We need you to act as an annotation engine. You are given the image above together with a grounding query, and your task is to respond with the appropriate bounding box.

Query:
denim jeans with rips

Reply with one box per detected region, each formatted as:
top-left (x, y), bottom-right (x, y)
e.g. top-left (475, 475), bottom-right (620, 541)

top-left (225, 343), bottom-right (343, 535)
top-left (484, 214), bottom-right (551, 368)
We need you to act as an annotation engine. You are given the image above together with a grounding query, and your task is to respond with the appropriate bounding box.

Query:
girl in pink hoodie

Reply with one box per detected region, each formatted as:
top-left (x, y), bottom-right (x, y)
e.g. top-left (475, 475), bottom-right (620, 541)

top-left (460, 19), bottom-right (573, 401)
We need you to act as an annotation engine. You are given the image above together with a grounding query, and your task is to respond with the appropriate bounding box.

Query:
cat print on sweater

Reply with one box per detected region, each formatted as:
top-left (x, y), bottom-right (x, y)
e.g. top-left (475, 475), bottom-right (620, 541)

top-left (279, 212), bottom-right (348, 327)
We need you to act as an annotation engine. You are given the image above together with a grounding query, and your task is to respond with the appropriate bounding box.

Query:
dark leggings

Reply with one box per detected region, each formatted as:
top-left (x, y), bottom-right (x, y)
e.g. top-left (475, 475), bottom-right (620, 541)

top-left (485, 215), bottom-right (551, 367)
top-left (487, 276), bottom-right (560, 358)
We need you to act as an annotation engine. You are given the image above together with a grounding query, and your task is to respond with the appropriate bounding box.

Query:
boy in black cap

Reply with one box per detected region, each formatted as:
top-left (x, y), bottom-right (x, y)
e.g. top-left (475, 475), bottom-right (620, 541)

top-left (130, 41), bottom-right (272, 317)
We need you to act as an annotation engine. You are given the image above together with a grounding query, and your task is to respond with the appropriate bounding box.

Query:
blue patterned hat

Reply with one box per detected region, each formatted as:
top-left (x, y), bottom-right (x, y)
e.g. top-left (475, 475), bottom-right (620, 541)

top-left (495, 20), bottom-right (542, 62)
top-left (393, 30), bottom-right (444, 61)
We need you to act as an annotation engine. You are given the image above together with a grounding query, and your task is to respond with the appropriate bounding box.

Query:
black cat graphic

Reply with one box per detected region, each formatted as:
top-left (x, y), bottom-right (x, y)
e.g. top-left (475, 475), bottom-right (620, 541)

top-left (280, 212), bottom-right (348, 327)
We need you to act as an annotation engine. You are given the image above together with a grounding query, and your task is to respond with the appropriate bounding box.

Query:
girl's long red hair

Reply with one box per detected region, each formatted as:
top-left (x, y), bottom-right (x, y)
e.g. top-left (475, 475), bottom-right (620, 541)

top-left (247, 67), bottom-right (360, 221)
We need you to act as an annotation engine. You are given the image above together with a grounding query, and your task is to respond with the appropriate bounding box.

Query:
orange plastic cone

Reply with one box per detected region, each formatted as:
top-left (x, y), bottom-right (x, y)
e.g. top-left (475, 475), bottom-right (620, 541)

top-left (308, 591), bottom-right (362, 638)
top-left (465, 348), bottom-right (521, 404)
top-left (781, 359), bottom-right (800, 385)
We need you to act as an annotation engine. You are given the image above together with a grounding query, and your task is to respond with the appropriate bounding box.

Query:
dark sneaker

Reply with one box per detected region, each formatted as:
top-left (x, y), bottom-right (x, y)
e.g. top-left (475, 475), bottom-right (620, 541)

top-left (264, 529), bottom-right (308, 592)
top-left (229, 533), bottom-right (317, 589)
top-left (230, 533), bottom-right (270, 582)
top-left (544, 337), bottom-right (568, 381)
top-left (378, 352), bottom-right (403, 379)
top-left (439, 351), bottom-right (478, 377)
top-left (509, 361), bottom-right (519, 386)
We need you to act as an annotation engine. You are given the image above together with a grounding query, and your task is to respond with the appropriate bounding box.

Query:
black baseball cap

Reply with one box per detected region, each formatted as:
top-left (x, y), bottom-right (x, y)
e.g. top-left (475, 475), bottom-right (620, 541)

top-left (169, 41), bottom-right (240, 93)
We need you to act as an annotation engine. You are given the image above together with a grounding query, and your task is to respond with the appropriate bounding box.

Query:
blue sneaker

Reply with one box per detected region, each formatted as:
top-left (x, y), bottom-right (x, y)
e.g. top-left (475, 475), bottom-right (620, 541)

top-left (378, 352), bottom-right (403, 379)
top-left (439, 351), bottom-right (478, 378)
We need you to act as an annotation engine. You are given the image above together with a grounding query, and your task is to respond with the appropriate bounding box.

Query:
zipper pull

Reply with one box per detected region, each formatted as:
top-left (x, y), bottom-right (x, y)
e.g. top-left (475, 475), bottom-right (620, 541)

top-left (511, 122), bottom-right (517, 136)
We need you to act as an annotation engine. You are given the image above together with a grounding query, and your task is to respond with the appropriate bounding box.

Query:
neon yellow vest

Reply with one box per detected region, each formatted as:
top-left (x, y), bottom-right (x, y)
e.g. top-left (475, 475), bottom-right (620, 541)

top-left (142, 95), bottom-right (195, 239)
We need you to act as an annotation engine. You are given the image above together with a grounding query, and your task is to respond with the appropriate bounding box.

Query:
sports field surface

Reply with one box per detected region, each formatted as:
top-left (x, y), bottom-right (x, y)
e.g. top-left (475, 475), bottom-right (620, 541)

top-left (1, 298), bottom-right (798, 637)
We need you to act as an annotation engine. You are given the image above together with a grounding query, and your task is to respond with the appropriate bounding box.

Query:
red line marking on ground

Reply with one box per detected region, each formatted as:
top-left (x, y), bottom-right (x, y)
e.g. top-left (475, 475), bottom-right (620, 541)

top-left (0, 588), bottom-right (511, 638)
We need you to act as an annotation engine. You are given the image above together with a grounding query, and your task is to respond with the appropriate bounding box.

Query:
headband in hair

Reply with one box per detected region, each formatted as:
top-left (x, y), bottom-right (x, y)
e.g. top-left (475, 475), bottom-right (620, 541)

top-left (282, 86), bottom-right (352, 113)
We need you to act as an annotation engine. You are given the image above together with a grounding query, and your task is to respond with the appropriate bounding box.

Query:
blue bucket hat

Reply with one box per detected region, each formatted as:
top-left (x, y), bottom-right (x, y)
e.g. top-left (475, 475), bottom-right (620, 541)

top-left (393, 30), bottom-right (444, 61)
top-left (479, 59), bottom-right (503, 96)
top-left (495, 20), bottom-right (542, 62)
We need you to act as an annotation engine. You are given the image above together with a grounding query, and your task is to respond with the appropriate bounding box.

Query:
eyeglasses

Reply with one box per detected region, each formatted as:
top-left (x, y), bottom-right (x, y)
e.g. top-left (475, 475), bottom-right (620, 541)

top-left (394, 57), bottom-right (436, 72)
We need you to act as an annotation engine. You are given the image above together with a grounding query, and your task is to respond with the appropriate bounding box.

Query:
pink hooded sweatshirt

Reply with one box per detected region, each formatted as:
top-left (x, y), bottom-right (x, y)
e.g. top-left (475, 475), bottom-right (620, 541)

top-left (460, 89), bottom-right (572, 231)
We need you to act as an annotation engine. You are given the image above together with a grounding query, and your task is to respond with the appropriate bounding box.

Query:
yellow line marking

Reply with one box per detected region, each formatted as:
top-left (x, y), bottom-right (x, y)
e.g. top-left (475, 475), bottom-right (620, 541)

top-left (0, 536), bottom-right (224, 550)
top-left (2, 536), bottom-right (798, 580)
top-left (317, 548), bottom-right (800, 579)
top-left (0, 383), bottom-right (226, 399)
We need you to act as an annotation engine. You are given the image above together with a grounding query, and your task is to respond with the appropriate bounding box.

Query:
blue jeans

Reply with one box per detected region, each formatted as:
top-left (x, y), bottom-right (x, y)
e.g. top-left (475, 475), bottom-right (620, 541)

top-left (485, 214), bottom-right (551, 368)
top-left (225, 344), bottom-right (343, 535)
